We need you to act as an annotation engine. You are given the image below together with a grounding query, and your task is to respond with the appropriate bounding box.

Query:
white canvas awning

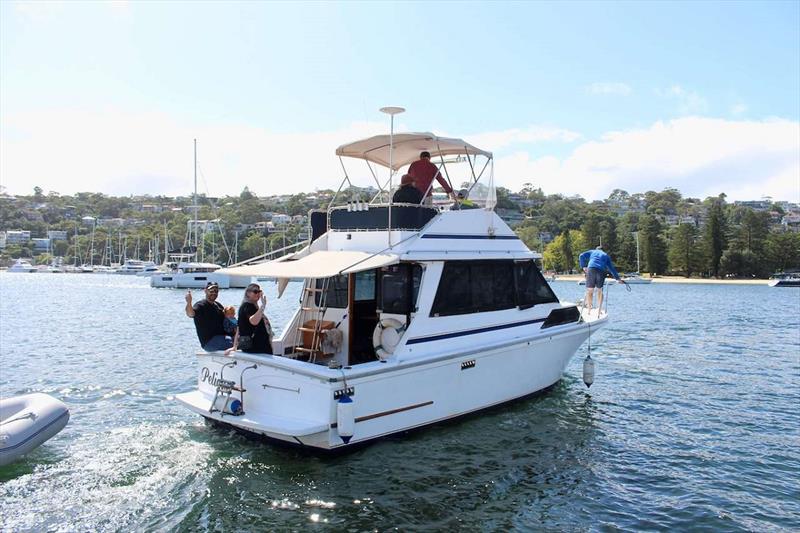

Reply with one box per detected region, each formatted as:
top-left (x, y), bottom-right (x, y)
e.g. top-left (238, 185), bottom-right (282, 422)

top-left (335, 132), bottom-right (492, 171)
top-left (220, 251), bottom-right (399, 279)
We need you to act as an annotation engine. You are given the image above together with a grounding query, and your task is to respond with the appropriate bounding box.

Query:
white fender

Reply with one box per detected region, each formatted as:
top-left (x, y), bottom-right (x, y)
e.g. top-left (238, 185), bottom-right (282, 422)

top-left (583, 355), bottom-right (595, 388)
top-left (372, 318), bottom-right (405, 360)
top-left (336, 395), bottom-right (354, 444)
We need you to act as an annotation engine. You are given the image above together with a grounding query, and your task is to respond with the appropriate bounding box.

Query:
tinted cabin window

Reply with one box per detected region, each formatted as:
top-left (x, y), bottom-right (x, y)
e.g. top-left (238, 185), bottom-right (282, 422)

top-left (354, 270), bottom-right (376, 301)
top-left (515, 260), bottom-right (558, 309)
top-left (431, 261), bottom-right (517, 317)
top-left (315, 274), bottom-right (348, 308)
top-left (378, 264), bottom-right (422, 315)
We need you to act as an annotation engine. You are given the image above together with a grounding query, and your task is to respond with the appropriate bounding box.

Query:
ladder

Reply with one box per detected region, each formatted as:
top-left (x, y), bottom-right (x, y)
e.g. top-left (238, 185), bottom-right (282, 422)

top-left (292, 277), bottom-right (330, 363)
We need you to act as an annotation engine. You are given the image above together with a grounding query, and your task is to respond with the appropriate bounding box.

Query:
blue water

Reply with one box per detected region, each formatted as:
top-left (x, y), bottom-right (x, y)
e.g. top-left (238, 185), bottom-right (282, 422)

top-left (1, 274), bottom-right (798, 531)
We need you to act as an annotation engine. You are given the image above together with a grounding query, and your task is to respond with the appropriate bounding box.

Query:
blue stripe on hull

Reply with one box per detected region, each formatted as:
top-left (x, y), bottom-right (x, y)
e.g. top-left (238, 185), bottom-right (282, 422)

top-left (407, 317), bottom-right (546, 344)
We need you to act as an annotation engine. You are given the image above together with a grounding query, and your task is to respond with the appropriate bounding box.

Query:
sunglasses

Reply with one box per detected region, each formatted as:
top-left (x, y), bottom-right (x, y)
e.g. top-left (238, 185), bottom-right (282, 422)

top-left (249, 289), bottom-right (262, 294)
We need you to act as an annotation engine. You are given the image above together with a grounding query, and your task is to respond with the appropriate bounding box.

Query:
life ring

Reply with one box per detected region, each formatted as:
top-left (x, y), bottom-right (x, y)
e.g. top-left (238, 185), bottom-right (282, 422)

top-left (372, 318), bottom-right (406, 360)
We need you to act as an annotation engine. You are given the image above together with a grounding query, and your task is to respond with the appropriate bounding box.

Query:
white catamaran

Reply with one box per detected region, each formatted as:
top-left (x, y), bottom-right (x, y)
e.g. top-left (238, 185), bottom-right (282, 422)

top-left (176, 123), bottom-right (609, 450)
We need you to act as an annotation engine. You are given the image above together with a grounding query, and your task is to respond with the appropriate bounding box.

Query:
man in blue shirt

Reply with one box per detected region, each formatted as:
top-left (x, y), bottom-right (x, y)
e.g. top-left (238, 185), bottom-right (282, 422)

top-left (579, 245), bottom-right (625, 313)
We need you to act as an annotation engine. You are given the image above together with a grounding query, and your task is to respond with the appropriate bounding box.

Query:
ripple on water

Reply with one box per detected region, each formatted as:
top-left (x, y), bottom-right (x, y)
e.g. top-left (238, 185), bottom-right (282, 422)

top-left (0, 424), bottom-right (214, 532)
top-left (0, 276), bottom-right (799, 531)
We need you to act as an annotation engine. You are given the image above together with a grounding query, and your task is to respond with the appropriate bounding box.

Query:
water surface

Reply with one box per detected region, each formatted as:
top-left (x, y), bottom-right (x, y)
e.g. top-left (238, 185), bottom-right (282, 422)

top-left (1, 274), bottom-right (798, 531)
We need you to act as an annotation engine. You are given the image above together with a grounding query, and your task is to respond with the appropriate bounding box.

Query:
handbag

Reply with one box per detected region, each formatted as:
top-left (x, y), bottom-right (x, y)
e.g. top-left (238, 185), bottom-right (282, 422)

top-left (237, 331), bottom-right (254, 351)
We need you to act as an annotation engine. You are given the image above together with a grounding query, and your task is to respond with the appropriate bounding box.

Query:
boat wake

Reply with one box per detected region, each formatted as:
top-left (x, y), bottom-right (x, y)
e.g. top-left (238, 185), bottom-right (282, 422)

top-left (0, 424), bottom-right (214, 532)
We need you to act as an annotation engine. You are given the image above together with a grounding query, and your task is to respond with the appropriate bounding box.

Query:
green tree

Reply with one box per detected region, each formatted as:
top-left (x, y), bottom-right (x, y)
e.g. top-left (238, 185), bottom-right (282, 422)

top-left (639, 214), bottom-right (668, 275)
top-left (239, 232), bottom-right (266, 260)
top-left (580, 214), bottom-right (602, 249)
top-left (515, 225), bottom-right (543, 251)
top-left (735, 210), bottom-right (770, 257)
top-left (704, 196), bottom-right (728, 277)
top-left (766, 232), bottom-right (800, 273)
top-left (720, 249), bottom-right (759, 277)
top-left (668, 223), bottom-right (703, 277)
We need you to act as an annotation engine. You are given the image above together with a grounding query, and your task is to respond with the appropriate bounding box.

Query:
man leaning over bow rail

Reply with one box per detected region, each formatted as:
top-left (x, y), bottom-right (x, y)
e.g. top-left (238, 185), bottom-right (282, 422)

top-left (579, 245), bottom-right (625, 314)
top-left (185, 281), bottom-right (233, 351)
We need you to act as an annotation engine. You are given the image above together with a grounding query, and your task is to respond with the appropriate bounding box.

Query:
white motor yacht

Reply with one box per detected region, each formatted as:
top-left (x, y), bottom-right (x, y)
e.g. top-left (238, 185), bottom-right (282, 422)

top-left (175, 131), bottom-right (609, 450)
top-left (116, 259), bottom-right (155, 275)
top-left (768, 272), bottom-right (800, 287)
top-left (150, 261), bottom-right (231, 288)
top-left (136, 263), bottom-right (164, 277)
top-left (7, 259), bottom-right (37, 273)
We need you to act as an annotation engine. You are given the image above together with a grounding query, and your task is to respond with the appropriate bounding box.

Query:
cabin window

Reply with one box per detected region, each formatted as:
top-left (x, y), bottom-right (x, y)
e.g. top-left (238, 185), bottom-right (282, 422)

top-left (315, 274), bottom-right (348, 308)
top-left (514, 260), bottom-right (558, 309)
top-left (377, 263), bottom-right (422, 315)
top-left (430, 260), bottom-right (518, 316)
top-left (354, 270), bottom-right (376, 301)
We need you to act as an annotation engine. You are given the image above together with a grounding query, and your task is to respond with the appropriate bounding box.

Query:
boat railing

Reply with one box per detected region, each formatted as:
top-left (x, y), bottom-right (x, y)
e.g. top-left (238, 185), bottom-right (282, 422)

top-left (227, 239), bottom-right (310, 268)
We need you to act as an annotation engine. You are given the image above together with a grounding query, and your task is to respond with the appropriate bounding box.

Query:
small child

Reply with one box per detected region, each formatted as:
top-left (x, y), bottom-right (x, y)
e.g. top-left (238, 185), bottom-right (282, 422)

top-left (223, 306), bottom-right (238, 337)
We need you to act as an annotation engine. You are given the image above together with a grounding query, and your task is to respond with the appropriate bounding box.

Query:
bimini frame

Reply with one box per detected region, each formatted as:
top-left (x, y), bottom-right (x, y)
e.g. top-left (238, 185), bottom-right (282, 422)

top-left (327, 132), bottom-right (495, 241)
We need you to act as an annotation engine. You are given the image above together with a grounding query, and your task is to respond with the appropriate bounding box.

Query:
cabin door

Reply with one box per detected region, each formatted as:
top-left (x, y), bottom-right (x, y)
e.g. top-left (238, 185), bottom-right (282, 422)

top-left (348, 270), bottom-right (378, 365)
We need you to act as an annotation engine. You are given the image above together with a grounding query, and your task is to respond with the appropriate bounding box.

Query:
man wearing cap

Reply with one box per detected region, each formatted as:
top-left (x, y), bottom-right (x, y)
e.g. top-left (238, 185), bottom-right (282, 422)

top-left (578, 245), bottom-right (625, 314)
top-left (392, 174), bottom-right (424, 204)
top-left (184, 281), bottom-right (233, 351)
top-left (408, 151), bottom-right (454, 205)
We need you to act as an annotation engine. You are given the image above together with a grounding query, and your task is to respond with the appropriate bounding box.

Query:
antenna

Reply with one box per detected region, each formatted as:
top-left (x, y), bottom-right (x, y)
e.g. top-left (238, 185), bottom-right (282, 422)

top-left (379, 106), bottom-right (405, 247)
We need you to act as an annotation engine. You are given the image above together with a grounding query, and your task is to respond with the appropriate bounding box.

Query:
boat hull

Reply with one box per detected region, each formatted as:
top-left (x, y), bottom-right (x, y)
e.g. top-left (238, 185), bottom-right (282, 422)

top-left (150, 272), bottom-right (232, 288)
top-left (769, 279), bottom-right (800, 287)
top-left (176, 317), bottom-right (603, 450)
top-left (0, 393), bottom-right (70, 466)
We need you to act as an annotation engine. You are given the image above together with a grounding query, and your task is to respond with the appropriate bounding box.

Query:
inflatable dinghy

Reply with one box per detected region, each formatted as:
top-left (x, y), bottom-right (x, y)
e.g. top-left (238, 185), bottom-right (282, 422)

top-left (0, 393), bottom-right (70, 466)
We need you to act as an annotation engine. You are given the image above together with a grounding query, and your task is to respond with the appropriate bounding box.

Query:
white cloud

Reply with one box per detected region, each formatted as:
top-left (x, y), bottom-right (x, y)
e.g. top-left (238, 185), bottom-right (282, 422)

top-left (467, 126), bottom-right (582, 150)
top-left (585, 82), bottom-right (632, 96)
top-left (656, 85), bottom-right (709, 115)
top-left (730, 102), bottom-right (748, 116)
top-left (2, 111), bottom-right (797, 204)
top-left (492, 117), bottom-right (800, 202)
top-left (0, 108), bottom-right (388, 197)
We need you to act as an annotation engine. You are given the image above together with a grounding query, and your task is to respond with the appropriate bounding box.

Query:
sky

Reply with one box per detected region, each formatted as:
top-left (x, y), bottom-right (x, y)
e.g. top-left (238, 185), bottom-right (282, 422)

top-left (1, 1), bottom-right (799, 202)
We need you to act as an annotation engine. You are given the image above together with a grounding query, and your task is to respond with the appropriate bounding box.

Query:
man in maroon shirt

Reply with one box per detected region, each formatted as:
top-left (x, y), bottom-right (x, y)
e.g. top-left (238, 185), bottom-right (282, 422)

top-left (408, 151), bottom-right (455, 205)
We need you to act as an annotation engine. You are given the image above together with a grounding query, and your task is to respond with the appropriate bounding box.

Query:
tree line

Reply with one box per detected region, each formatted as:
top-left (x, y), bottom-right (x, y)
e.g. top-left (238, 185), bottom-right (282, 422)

top-left (513, 188), bottom-right (799, 278)
top-left (2, 185), bottom-right (798, 277)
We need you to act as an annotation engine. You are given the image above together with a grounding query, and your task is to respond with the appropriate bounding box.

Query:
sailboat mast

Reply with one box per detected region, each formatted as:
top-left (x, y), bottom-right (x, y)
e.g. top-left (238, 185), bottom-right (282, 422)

top-left (635, 231), bottom-right (641, 273)
top-left (193, 138), bottom-right (198, 251)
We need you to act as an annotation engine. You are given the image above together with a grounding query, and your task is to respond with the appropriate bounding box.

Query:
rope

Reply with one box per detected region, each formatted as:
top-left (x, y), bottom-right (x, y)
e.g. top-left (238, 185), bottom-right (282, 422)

top-left (0, 412), bottom-right (36, 426)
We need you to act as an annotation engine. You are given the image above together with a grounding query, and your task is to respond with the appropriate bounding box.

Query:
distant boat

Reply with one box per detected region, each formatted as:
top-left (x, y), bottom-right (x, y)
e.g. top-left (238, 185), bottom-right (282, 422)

top-left (150, 260), bottom-right (232, 288)
top-left (620, 273), bottom-right (652, 284)
top-left (768, 272), bottom-right (800, 287)
top-left (116, 259), bottom-right (155, 275)
top-left (136, 263), bottom-right (164, 277)
top-left (7, 259), bottom-right (37, 273)
top-left (622, 232), bottom-right (652, 284)
top-left (578, 277), bottom-right (617, 286)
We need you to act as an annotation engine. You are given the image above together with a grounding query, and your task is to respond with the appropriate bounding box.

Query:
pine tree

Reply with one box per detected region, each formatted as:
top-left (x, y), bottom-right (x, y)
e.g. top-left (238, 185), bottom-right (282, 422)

top-left (704, 197), bottom-right (728, 278)
top-left (639, 214), bottom-right (668, 275)
top-left (668, 223), bottom-right (703, 277)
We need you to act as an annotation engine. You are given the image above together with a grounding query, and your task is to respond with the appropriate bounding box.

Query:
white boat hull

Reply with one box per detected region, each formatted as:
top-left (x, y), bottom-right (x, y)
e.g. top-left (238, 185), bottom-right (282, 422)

top-left (0, 393), bottom-right (70, 466)
top-left (176, 314), bottom-right (605, 450)
top-left (150, 272), bottom-right (231, 288)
